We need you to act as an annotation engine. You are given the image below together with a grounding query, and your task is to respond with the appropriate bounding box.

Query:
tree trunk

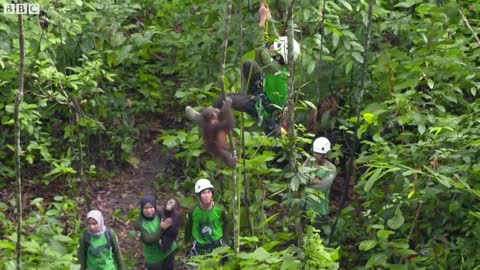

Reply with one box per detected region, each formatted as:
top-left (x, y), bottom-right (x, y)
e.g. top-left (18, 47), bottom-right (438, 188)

top-left (14, 4), bottom-right (25, 269)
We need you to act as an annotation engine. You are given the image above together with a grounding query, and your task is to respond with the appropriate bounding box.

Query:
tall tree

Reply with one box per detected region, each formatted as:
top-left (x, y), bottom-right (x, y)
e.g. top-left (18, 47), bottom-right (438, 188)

top-left (14, 1), bottom-right (25, 268)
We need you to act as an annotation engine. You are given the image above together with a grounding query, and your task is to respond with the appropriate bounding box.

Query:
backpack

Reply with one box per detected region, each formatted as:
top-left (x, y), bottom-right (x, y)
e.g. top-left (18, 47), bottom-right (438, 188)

top-left (83, 228), bottom-right (113, 256)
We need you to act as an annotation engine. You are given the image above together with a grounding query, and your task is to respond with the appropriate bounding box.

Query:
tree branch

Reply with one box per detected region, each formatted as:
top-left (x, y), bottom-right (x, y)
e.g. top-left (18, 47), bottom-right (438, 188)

top-left (458, 7), bottom-right (480, 45)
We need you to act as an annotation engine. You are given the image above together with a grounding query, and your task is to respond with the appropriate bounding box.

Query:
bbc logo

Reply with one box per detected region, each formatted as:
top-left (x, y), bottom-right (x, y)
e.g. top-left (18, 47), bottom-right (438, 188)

top-left (3, 3), bottom-right (40, 15)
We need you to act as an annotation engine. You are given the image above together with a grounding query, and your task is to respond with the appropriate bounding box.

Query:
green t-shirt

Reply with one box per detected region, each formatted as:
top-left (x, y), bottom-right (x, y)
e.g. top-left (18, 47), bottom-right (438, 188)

top-left (264, 66), bottom-right (289, 108)
top-left (191, 204), bottom-right (224, 244)
top-left (142, 215), bottom-right (177, 264)
top-left (86, 233), bottom-right (116, 270)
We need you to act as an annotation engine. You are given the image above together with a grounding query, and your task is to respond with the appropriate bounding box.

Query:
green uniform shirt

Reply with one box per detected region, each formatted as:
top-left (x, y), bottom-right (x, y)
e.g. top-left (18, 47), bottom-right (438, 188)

top-left (254, 20), bottom-right (288, 112)
top-left (190, 204), bottom-right (225, 244)
top-left (303, 159), bottom-right (337, 216)
top-left (86, 233), bottom-right (116, 270)
top-left (264, 66), bottom-right (289, 107)
top-left (141, 215), bottom-right (177, 264)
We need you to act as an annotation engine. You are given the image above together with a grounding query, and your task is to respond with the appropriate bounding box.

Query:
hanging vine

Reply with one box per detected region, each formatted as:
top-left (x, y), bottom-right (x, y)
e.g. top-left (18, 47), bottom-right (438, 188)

top-left (219, 0), bottom-right (241, 253)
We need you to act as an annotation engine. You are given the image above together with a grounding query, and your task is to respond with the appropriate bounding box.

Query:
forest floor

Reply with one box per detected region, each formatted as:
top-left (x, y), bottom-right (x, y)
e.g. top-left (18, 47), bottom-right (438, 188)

top-left (88, 114), bottom-right (188, 269)
top-left (1, 112), bottom-right (355, 269)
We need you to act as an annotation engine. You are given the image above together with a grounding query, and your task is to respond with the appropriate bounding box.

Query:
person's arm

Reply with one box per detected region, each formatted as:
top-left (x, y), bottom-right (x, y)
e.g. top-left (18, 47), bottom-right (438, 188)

top-left (133, 217), bottom-right (164, 245)
top-left (255, 4), bottom-right (282, 74)
top-left (311, 166), bottom-right (337, 193)
top-left (110, 229), bottom-right (127, 270)
top-left (77, 232), bottom-right (86, 270)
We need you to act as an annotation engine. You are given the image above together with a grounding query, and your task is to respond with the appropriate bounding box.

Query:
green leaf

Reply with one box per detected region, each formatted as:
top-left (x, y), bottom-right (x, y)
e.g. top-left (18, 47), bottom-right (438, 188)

top-left (332, 33), bottom-right (339, 48)
top-left (352, 52), bottom-right (363, 63)
top-left (377, 229), bottom-right (394, 239)
top-left (418, 124), bottom-right (426, 135)
top-left (366, 253), bottom-right (387, 268)
top-left (345, 61), bottom-right (353, 75)
top-left (338, 0), bottom-right (353, 11)
top-left (387, 207), bottom-right (405, 229)
top-left (394, 0), bottom-right (422, 8)
top-left (30, 198), bottom-right (44, 206)
top-left (258, 213), bottom-right (279, 228)
top-left (427, 79), bottom-right (434, 89)
top-left (363, 112), bottom-right (377, 124)
top-left (307, 61), bottom-right (316, 74)
top-left (23, 240), bottom-right (41, 253)
top-left (117, 45), bottom-right (132, 64)
top-left (0, 202), bottom-right (8, 211)
top-left (364, 168), bottom-right (387, 192)
top-left (470, 87), bottom-right (477, 96)
top-left (0, 240), bottom-right (15, 250)
top-left (53, 235), bottom-right (73, 243)
top-left (359, 240), bottom-right (377, 251)
top-left (303, 100), bottom-right (317, 110)
top-left (161, 135), bottom-right (178, 148)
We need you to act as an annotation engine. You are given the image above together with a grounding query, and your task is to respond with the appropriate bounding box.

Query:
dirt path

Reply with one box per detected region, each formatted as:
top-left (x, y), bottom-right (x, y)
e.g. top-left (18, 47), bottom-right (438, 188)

top-left (89, 124), bottom-right (178, 269)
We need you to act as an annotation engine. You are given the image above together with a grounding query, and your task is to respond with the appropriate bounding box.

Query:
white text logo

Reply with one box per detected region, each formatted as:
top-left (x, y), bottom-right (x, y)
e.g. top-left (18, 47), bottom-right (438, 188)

top-left (3, 4), bottom-right (40, 15)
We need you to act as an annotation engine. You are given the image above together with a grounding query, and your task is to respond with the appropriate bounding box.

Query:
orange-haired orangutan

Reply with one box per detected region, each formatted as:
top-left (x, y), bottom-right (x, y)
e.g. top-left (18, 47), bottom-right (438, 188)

top-left (199, 98), bottom-right (236, 167)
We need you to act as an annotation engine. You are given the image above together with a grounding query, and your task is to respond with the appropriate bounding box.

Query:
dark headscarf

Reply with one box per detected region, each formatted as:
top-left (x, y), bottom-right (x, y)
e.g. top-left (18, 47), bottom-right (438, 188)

top-left (140, 195), bottom-right (157, 220)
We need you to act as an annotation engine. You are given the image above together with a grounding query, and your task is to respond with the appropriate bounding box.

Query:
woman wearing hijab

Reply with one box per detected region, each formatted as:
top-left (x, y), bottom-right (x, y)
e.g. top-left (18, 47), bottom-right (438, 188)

top-left (134, 195), bottom-right (176, 270)
top-left (78, 209), bottom-right (126, 270)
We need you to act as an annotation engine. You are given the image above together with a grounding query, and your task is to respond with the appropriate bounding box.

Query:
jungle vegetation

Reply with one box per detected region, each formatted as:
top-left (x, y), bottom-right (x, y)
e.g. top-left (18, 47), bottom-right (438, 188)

top-left (0, 0), bottom-right (479, 269)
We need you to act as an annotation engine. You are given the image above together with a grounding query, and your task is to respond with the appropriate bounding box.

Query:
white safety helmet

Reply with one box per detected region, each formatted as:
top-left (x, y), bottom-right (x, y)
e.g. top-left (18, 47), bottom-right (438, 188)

top-left (312, 137), bottom-right (331, 154)
top-left (272, 36), bottom-right (301, 64)
top-left (195, 178), bottom-right (214, 194)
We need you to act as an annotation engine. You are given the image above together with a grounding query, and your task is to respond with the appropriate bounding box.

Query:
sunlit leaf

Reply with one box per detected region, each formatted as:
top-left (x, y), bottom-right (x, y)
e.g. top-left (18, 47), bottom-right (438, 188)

top-left (427, 79), bottom-right (434, 89)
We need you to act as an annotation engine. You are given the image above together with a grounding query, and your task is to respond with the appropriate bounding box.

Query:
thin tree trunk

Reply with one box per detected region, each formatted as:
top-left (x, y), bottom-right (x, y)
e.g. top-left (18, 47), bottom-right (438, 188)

top-left (15, 4), bottom-right (25, 269)
top-left (285, 0), bottom-right (303, 247)
top-left (220, 0), bottom-right (240, 253)
top-left (286, 0), bottom-right (296, 171)
top-left (75, 111), bottom-right (91, 210)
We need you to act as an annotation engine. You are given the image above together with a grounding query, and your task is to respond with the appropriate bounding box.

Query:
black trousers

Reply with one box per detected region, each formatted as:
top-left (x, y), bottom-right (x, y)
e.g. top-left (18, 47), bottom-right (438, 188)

top-left (241, 60), bottom-right (263, 95)
top-left (145, 252), bottom-right (175, 270)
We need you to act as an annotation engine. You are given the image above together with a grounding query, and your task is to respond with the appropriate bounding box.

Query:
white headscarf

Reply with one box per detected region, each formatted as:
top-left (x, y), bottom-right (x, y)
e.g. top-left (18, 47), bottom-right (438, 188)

top-left (86, 210), bottom-right (107, 235)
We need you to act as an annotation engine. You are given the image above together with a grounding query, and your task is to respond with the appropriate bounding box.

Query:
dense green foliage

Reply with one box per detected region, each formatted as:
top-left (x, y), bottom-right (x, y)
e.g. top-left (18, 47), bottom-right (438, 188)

top-left (1, 0), bottom-right (479, 269)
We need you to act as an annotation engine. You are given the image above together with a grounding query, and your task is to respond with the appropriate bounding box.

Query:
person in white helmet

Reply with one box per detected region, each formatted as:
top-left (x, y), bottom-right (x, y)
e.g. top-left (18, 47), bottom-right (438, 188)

top-left (185, 178), bottom-right (230, 256)
top-left (302, 137), bottom-right (337, 217)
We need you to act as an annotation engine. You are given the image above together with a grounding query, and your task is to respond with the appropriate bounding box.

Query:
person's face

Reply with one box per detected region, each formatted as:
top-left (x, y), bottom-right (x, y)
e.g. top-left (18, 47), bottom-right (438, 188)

top-left (87, 218), bottom-right (99, 234)
top-left (200, 189), bottom-right (213, 204)
top-left (313, 152), bottom-right (325, 163)
top-left (142, 202), bottom-right (156, 218)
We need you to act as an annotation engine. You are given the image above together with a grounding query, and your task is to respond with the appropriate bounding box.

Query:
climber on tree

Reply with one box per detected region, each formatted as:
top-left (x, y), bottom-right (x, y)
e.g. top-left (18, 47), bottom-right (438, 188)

top-left (187, 1), bottom-right (300, 136)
